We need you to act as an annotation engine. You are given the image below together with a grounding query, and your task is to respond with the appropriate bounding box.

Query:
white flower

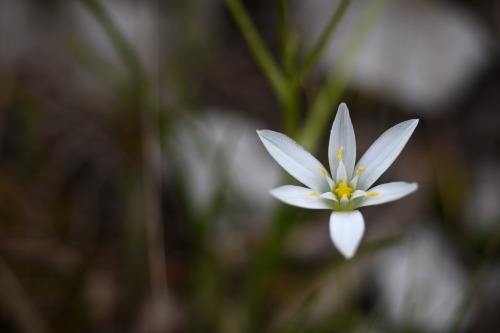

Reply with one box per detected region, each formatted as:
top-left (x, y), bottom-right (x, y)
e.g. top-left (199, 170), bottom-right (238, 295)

top-left (257, 103), bottom-right (419, 259)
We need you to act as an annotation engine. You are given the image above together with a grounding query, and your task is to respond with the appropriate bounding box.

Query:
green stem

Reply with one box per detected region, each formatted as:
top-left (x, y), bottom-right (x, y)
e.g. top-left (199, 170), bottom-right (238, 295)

top-left (224, 0), bottom-right (300, 134)
top-left (297, 0), bottom-right (352, 82)
top-left (298, 0), bottom-right (389, 152)
top-left (224, 0), bottom-right (286, 100)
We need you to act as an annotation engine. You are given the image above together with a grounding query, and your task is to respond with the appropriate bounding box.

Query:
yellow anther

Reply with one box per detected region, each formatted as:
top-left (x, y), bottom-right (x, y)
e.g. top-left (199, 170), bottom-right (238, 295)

top-left (356, 166), bottom-right (365, 175)
top-left (309, 192), bottom-right (320, 197)
top-left (317, 167), bottom-right (328, 177)
top-left (337, 147), bottom-right (344, 161)
top-left (333, 182), bottom-right (354, 200)
top-left (366, 192), bottom-right (379, 197)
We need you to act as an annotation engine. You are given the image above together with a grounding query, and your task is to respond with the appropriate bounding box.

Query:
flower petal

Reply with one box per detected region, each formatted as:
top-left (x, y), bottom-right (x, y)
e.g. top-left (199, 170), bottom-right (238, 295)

top-left (351, 190), bottom-right (367, 200)
top-left (336, 159), bottom-right (348, 183)
top-left (349, 190), bottom-right (367, 208)
top-left (355, 119), bottom-right (418, 190)
top-left (329, 211), bottom-right (365, 259)
top-left (270, 185), bottom-right (333, 209)
top-left (329, 103), bottom-right (356, 180)
top-left (358, 182), bottom-right (418, 207)
top-left (320, 192), bottom-right (338, 202)
top-left (258, 130), bottom-right (330, 192)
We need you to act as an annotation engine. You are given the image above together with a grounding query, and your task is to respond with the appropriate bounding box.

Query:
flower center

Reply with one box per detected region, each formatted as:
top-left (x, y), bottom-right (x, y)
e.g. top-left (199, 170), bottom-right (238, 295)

top-left (333, 181), bottom-right (354, 200)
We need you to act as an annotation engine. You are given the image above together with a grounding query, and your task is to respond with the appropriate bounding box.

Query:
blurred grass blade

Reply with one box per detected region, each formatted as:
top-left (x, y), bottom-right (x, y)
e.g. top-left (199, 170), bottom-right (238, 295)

top-left (224, 0), bottom-right (301, 134)
top-left (297, 0), bottom-right (352, 82)
top-left (289, 234), bottom-right (406, 298)
top-left (243, 203), bottom-right (302, 331)
top-left (224, 0), bottom-right (287, 99)
top-left (277, 0), bottom-right (299, 77)
top-left (78, 0), bottom-right (144, 79)
top-left (278, 0), bottom-right (290, 65)
top-left (78, 2), bottom-right (169, 332)
top-left (298, 0), bottom-right (390, 152)
top-left (273, 234), bottom-right (405, 332)
top-left (69, 36), bottom-right (126, 96)
top-left (357, 233), bottom-right (407, 257)
top-left (445, 228), bottom-right (500, 333)
top-left (0, 257), bottom-right (52, 333)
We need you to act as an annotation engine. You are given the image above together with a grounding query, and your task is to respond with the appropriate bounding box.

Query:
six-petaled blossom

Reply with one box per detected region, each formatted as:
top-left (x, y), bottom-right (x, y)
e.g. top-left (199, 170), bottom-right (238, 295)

top-left (257, 103), bottom-right (419, 259)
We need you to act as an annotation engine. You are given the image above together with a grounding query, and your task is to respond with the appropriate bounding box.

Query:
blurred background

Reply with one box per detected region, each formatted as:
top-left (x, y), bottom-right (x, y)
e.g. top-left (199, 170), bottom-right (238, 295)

top-left (1, 0), bottom-right (500, 332)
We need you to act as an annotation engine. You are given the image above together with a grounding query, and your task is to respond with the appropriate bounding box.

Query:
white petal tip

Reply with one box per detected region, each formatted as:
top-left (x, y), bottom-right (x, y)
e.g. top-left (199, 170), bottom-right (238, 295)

top-left (270, 185), bottom-right (333, 209)
top-left (256, 130), bottom-right (330, 192)
top-left (409, 119), bottom-right (419, 128)
top-left (329, 211), bottom-right (365, 260)
top-left (404, 182), bottom-right (419, 194)
top-left (337, 244), bottom-right (357, 259)
top-left (343, 252), bottom-right (355, 260)
top-left (359, 181), bottom-right (419, 207)
top-left (338, 103), bottom-right (349, 113)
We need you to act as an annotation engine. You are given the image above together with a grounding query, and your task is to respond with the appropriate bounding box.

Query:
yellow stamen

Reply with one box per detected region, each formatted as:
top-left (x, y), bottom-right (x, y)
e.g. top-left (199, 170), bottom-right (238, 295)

top-left (366, 192), bottom-right (379, 197)
top-left (333, 182), bottom-right (354, 199)
top-left (356, 166), bottom-right (365, 175)
top-left (337, 147), bottom-right (344, 160)
top-left (317, 167), bottom-right (328, 177)
top-left (309, 192), bottom-right (320, 197)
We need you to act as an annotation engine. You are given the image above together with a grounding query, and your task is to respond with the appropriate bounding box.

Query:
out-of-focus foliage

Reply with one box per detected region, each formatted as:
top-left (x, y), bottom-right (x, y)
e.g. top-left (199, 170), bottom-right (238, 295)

top-left (0, 0), bottom-right (500, 332)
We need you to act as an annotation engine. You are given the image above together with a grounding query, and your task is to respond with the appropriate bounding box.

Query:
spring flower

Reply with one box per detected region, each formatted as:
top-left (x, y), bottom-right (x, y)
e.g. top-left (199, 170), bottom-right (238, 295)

top-left (257, 103), bottom-right (418, 258)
